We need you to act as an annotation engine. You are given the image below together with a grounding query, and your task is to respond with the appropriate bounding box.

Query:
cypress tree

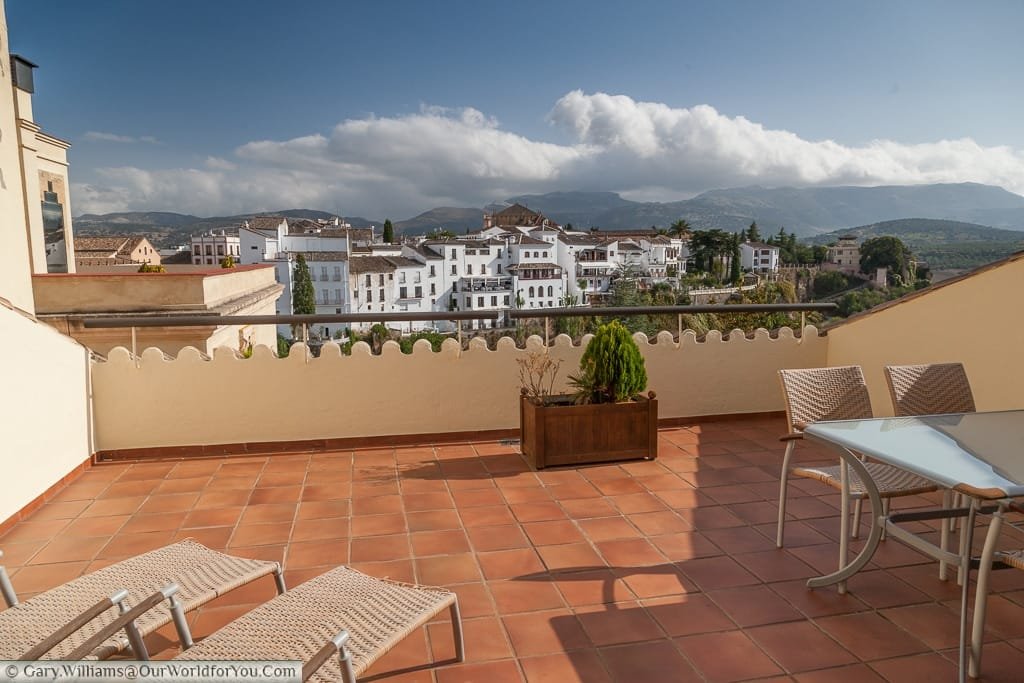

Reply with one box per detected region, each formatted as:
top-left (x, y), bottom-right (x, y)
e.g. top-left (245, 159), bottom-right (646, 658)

top-left (292, 253), bottom-right (316, 315)
top-left (382, 219), bottom-right (394, 244)
top-left (729, 234), bottom-right (742, 284)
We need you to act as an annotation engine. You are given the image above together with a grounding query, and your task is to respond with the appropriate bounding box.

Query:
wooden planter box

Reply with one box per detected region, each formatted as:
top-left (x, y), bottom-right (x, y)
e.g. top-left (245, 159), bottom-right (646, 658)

top-left (519, 393), bottom-right (658, 469)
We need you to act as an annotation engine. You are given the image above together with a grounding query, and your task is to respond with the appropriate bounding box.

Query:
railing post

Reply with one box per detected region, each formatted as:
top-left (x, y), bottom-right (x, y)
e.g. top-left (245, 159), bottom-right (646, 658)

top-left (544, 317), bottom-right (550, 349)
top-left (677, 314), bottom-right (683, 343)
top-left (131, 326), bottom-right (138, 367)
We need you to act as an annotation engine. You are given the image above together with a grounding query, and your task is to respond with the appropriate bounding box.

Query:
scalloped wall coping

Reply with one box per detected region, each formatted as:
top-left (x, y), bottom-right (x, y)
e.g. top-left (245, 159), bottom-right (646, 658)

top-left (91, 326), bottom-right (828, 452)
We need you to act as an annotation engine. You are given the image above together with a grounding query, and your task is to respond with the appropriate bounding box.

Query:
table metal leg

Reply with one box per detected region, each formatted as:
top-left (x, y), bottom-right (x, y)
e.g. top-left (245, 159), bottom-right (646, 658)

top-left (957, 500), bottom-right (978, 683)
top-left (807, 447), bottom-right (884, 591)
top-left (968, 502), bottom-right (1006, 679)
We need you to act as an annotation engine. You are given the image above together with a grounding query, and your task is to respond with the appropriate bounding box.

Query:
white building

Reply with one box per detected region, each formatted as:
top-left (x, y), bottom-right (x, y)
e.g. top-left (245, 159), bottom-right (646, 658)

top-left (739, 241), bottom-right (781, 273)
top-left (191, 230), bottom-right (240, 266)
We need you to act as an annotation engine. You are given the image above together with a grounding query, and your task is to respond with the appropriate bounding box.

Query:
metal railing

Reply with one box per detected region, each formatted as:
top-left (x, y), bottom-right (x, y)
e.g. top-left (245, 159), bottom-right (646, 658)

top-left (509, 303), bottom-right (838, 346)
top-left (81, 303), bottom-right (836, 356)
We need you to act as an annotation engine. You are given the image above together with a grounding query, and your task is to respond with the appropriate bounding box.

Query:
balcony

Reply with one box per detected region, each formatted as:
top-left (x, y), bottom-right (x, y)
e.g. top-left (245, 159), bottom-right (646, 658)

top-left (460, 276), bottom-right (513, 293)
top-left (4, 252), bottom-right (1024, 681)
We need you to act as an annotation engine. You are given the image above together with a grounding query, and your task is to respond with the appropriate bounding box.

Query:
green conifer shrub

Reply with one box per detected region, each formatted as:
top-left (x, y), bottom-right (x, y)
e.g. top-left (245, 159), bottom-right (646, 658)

top-left (572, 321), bottom-right (647, 403)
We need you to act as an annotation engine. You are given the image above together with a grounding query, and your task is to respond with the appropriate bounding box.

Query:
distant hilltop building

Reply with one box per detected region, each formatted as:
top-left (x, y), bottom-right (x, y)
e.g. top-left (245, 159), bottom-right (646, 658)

top-left (825, 235), bottom-right (860, 274)
top-left (483, 203), bottom-right (559, 230)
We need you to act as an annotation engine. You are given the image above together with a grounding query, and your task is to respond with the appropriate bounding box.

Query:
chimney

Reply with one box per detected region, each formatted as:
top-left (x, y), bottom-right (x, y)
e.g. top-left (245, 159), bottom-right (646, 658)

top-left (10, 54), bottom-right (37, 93)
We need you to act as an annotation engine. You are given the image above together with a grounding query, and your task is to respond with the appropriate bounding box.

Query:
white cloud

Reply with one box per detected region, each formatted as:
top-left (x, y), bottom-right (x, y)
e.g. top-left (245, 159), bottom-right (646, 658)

top-left (83, 131), bottom-right (160, 144)
top-left (72, 92), bottom-right (1024, 217)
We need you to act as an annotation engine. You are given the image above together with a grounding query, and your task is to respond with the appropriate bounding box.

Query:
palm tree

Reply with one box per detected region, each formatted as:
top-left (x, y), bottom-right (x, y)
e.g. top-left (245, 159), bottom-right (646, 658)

top-left (669, 219), bottom-right (692, 239)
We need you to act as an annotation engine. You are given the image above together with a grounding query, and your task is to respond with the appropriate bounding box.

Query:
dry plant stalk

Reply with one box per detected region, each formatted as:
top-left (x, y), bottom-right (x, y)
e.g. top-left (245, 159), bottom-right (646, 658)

top-left (517, 351), bottom-right (563, 404)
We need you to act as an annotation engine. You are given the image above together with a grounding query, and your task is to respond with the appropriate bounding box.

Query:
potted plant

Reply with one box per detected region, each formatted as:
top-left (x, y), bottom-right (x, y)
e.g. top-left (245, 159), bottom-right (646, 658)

top-left (519, 321), bottom-right (658, 469)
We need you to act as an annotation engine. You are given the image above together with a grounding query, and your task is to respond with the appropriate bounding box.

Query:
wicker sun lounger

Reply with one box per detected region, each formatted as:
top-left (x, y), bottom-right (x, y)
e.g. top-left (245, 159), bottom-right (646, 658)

top-left (177, 566), bottom-right (462, 682)
top-left (101, 565), bottom-right (463, 683)
top-left (0, 539), bottom-right (284, 660)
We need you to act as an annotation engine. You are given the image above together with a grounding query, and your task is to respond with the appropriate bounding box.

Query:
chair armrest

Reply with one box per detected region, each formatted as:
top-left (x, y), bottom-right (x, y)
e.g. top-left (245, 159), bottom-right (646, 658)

top-left (19, 589), bottom-right (130, 660)
top-left (60, 584), bottom-right (179, 661)
top-left (779, 433), bottom-right (804, 442)
top-left (302, 630), bottom-right (351, 682)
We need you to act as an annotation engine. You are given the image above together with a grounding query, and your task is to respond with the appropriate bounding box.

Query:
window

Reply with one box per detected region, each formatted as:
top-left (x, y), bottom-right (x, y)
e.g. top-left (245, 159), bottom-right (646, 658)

top-left (379, 274), bottom-right (385, 286)
top-left (430, 265), bottom-right (436, 277)
top-left (415, 286), bottom-right (422, 298)
top-left (491, 295), bottom-right (497, 306)
top-left (388, 273), bottom-right (393, 281)
top-left (478, 296), bottom-right (484, 307)
top-left (547, 286), bottom-right (553, 297)
top-left (378, 289), bottom-right (385, 302)
top-left (206, 258), bottom-right (213, 265)
top-left (497, 249), bottom-right (502, 258)
top-left (321, 266), bottom-right (328, 280)
top-left (205, 245), bottom-right (212, 256)
top-left (217, 245), bottom-right (225, 256)
top-left (354, 290), bottom-right (359, 299)
top-left (480, 265), bottom-right (486, 275)
top-left (193, 246), bottom-right (201, 255)
top-left (250, 245), bottom-right (258, 250)
top-left (529, 286), bottom-right (535, 297)
top-left (497, 264), bottom-right (502, 274)
top-left (399, 272), bottom-right (406, 284)
top-left (465, 296), bottom-right (471, 306)
top-left (399, 287), bottom-right (408, 299)
top-left (503, 295), bottom-right (509, 305)
top-left (451, 249), bottom-right (456, 259)
top-left (365, 274), bottom-right (372, 287)
top-left (365, 289), bottom-right (371, 300)
top-left (533, 251), bottom-right (539, 258)
top-left (430, 283), bottom-right (436, 295)
top-left (334, 289), bottom-right (342, 303)
top-left (451, 265), bottom-right (457, 275)
top-left (467, 264), bottom-right (473, 275)
top-left (333, 266), bottom-right (341, 281)
top-left (321, 289), bottom-right (329, 304)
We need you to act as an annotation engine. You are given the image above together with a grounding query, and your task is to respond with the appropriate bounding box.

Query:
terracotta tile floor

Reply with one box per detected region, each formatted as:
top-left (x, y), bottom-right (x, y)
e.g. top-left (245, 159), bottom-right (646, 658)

top-left (6, 418), bottom-right (1024, 681)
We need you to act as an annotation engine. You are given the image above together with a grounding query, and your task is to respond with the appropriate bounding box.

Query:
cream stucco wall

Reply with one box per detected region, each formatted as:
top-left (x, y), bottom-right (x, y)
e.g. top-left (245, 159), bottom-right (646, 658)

top-left (0, 2), bottom-right (36, 313)
top-left (90, 327), bottom-right (827, 452)
top-left (826, 253), bottom-right (1024, 415)
top-left (0, 302), bottom-right (92, 523)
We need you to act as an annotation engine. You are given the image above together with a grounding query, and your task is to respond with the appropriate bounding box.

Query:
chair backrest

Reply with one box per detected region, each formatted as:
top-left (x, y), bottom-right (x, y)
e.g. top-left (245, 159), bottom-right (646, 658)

top-left (778, 366), bottom-right (873, 433)
top-left (884, 363), bottom-right (975, 417)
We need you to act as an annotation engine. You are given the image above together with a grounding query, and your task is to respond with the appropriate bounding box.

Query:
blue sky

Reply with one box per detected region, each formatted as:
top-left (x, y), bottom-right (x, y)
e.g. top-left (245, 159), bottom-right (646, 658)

top-left (8, 0), bottom-right (1024, 218)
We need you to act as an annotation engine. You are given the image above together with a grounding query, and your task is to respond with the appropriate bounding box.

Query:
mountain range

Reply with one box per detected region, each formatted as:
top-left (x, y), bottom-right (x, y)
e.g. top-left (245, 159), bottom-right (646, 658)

top-left (73, 182), bottom-right (1024, 247)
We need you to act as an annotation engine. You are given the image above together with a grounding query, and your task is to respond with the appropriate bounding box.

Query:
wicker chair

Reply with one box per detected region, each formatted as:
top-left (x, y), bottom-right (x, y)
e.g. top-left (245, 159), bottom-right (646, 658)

top-left (884, 363), bottom-right (976, 417)
top-left (777, 366), bottom-right (939, 554)
top-left (0, 539), bottom-right (285, 660)
top-left (60, 565), bottom-right (464, 683)
top-left (884, 362), bottom-right (976, 580)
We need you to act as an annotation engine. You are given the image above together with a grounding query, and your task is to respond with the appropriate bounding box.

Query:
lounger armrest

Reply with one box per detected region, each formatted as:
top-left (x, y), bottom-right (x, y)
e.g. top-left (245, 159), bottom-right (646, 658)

top-left (63, 584), bottom-right (180, 661)
top-left (18, 589), bottom-right (130, 660)
top-left (302, 630), bottom-right (351, 683)
top-left (0, 551), bottom-right (18, 607)
top-left (779, 433), bottom-right (803, 442)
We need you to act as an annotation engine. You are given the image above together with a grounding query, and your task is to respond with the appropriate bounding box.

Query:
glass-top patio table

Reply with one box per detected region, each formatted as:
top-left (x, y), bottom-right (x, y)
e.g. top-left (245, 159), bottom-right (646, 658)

top-left (803, 410), bottom-right (1024, 682)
